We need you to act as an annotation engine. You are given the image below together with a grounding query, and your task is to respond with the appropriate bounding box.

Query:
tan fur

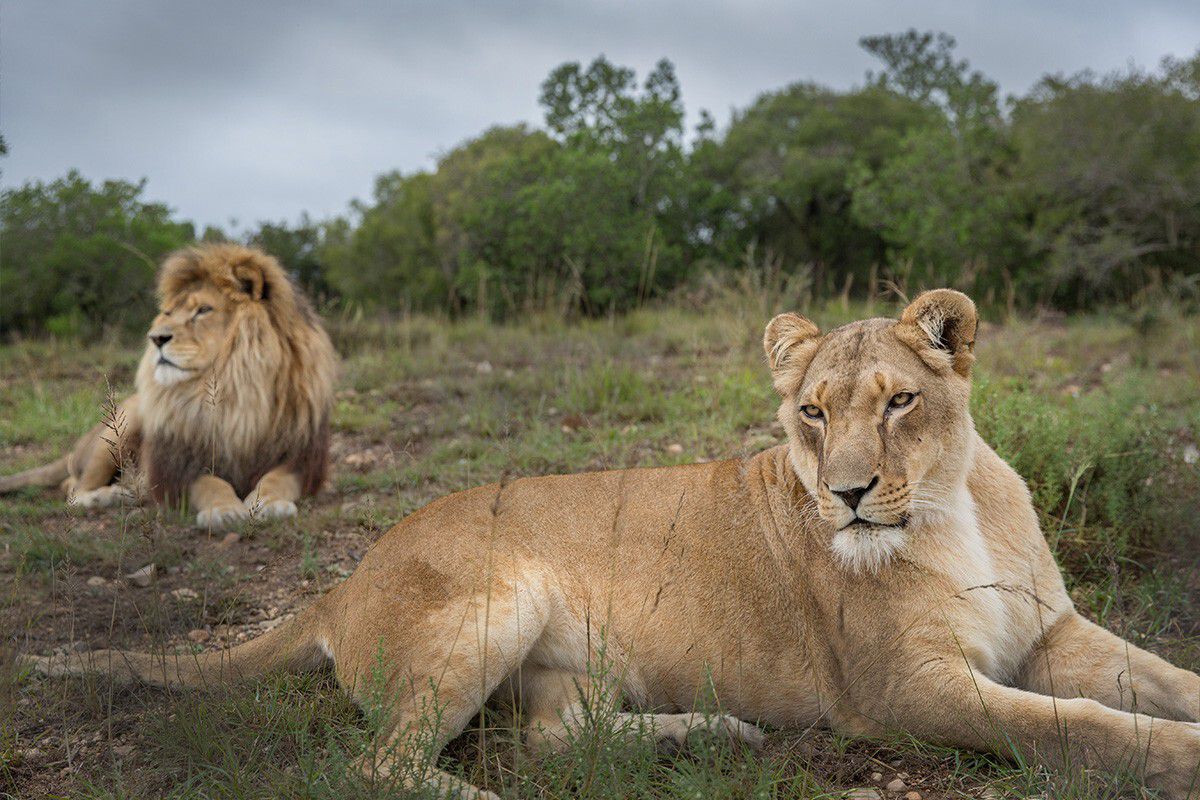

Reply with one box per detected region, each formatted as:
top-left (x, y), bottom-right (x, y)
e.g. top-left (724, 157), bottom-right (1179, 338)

top-left (27, 290), bottom-right (1200, 798)
top-left (1, 244), bottom-right (337, 530)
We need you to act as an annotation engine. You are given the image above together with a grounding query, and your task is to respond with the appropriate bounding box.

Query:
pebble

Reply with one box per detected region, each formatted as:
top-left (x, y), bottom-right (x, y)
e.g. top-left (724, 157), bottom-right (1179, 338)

top-left (666, 443), bottom-right (684, 454)
top-left (905, 793), bottom-right (922, 800)
top-left (475, 361), bottom-right (493, 374)
top-left (846, 790), bottom-right (880, 800)
top-left (86, 576), bottom-right (107, 587)
top-left (125, 563), bottom-right (155, 587)
top-left (219, 532), bottom-right (241, 547)
top-left (871, 772), bottom-right (883, 782)
top-left (187, 628), bottom-right (211, 643)
top-left (887, 778), bottom-right (907, 792)
top-left (171, 587), bottom-right (200, 601)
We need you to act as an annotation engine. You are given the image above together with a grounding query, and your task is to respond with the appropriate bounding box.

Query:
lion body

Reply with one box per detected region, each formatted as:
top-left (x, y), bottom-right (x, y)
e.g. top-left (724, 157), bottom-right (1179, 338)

top-left (3, 244), bottom-right (336, 528)
top-left (29, 291), bottom-right (1200, 797)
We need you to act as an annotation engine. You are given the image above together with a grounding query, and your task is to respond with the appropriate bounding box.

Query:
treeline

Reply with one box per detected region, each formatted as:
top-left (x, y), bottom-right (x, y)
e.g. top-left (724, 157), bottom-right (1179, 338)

top-left (3, 31), bottom-right (1200, 335)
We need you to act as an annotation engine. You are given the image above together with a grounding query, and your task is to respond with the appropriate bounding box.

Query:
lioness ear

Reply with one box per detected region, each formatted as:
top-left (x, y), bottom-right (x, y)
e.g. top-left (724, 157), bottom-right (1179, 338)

top-left (232, 258), bottom-right (270, 301)
top-left (897, 289), bottom-right (977, 377)
top-left (763, 312), bottom-right (822, 395)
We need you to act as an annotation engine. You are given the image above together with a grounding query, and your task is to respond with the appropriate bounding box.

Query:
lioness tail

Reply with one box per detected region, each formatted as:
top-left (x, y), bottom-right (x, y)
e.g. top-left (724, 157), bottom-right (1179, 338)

top-left (23, 591), bottom-right (334, 688)
top-left (0, 456), bottom-right (69, 494)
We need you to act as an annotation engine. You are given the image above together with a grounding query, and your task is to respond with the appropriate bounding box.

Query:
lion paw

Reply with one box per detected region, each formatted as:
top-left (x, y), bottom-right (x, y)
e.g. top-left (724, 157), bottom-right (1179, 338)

top-left (244, 496), bottom-right (298, 520)
top-left (196, 504), bottom-right (250, 530)
top-left (69, 485), bottom-right (134, 509)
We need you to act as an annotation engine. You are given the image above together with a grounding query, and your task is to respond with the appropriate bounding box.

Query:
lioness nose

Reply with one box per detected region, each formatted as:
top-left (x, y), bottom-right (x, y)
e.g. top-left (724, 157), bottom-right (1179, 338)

top-left (831, 476), bottom-right (878, 512)
top-left (150, 332), bottom-right (173, 348)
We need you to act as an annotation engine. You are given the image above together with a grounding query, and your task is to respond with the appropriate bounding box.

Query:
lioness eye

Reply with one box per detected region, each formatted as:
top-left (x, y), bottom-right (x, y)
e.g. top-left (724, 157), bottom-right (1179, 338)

top-left (800, 404), bottom-right (823, 420)
top-left (195, 305), bottom-right (213, 316)
top-left (889, 392), bottom-right (915, 409)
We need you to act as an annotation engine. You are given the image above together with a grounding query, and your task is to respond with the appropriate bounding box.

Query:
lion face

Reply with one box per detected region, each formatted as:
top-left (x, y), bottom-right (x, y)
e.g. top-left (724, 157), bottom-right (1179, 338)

top-left (145, 285), bottom-right (233, 386)
top-left (764, 290), bottom-right (979, 572)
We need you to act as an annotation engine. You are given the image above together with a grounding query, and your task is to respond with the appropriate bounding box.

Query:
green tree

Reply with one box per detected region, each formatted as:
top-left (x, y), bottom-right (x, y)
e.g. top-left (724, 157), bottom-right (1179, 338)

top-left (694, 82), bottom-right (937, 290)
top-left (1, 171), bottom-right (193, 336)
top-left (248, 215), bottom-right (331, 300)
top-left (1010, 57), bottom-right (1200, 306)
top-left (848, 30), bottom-right (1020, 299)
top-left (320, 171), bottom-right (439, 311)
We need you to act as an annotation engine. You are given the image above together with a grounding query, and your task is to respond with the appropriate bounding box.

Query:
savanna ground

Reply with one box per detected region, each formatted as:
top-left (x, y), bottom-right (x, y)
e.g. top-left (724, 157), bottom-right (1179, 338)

top-left (1, 293), bottom-right (1199, 800)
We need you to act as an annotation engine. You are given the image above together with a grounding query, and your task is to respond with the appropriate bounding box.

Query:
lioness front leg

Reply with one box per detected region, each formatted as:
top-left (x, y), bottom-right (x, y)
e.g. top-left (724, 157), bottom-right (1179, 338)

top-left (191, 474), bottom-right (249, 529)
top-left (243, 465), bottom-right (301, 519)
top-left (519, 667), bottom-right (765, 755)
top-left (1018, 612), bottom-right (1200, 721)
top-left (890, 667), bottom-right (1200, 798)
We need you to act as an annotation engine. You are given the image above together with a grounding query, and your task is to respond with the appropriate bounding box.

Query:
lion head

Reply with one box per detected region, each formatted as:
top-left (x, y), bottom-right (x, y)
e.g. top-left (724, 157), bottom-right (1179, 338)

top-left (764, 289), bottom-right (978, 573)
top-left (136, 244), bottom-right (337, 504)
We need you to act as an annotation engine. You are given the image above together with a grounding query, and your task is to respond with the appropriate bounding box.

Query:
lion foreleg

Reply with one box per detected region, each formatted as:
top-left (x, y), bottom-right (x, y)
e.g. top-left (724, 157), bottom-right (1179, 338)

top-left (243, 465), bottom-right (302, 519)
top-left (1017, 611), bottom-right (1200, 722)
top-left (191, 474), bottom-right (249, 529)
top-left (65, 395), bottom-right (142, 507)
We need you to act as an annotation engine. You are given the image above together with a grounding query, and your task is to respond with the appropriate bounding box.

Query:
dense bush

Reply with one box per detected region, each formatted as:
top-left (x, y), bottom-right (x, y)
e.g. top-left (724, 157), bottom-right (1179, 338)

top-left (1, 171), bottom-right (193, 336)
top-left (3, 32), bottom-right (1199, 333)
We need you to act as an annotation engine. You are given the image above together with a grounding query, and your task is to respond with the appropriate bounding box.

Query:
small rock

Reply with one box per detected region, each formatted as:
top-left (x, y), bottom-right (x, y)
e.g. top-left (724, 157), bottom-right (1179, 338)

top-left (187, 628), bottom-right (210, 643)
top-left (887, 779), bottom-right (907, 792)
top-left (171, 587), bottom-right (200, 601)
top-left (18, 747), bottom-right (42, 762)
top-left (219, 532), bottom-right (241, 547)
top-left (981, 790), bottom-right (1003, 800)
top-left (125, 563), bottom-right (155, 587)
top-left (846, 790), bottom-right (880, 800)
top-left (666, 443), bottom-right (684, 454)
top-left (904, 793), bottom-right (921, 800)
top-left (871, 772), bottom-right (883, 782)
top-left (475, 360), bottom-right (493, 374)
top-left (86, 576), bottom-right (107, 588)
top-left (1184, 444), bottom-right (1199, 465)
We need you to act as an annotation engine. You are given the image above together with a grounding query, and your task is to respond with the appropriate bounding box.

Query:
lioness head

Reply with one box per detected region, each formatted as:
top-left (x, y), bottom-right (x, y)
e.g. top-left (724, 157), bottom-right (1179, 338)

top-left (764, 289), bottom-right (978, 572)
top-left (141, 244), bottom-right (303, 387)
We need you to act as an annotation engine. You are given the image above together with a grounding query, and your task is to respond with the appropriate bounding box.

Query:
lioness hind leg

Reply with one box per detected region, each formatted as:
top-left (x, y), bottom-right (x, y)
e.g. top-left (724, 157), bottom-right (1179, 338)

top-left (335, 576), bottom-right (553, 800)
top-left (518, 666), bottom-right (765, 755)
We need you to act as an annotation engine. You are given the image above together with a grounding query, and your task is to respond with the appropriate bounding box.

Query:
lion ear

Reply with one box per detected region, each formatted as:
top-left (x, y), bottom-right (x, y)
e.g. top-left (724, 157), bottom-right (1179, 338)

top-left (232, 257), bottom-right (271, 301)
top-left (763, 313), bottom-right (822, 396)
top-left (897, 289), bottom-right (977, 377)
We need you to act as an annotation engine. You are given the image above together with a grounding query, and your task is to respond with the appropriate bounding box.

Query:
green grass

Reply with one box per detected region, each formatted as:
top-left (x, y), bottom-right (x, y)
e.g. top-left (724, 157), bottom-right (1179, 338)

top-left (1, 299), bottom-right (1198, 798)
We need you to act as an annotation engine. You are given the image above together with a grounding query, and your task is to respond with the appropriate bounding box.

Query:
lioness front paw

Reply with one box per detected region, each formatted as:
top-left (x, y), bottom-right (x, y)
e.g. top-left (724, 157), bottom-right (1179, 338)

top-left (705, 714), bottom-right (766, 750)
top-left (1149, 721), bottom-right (1200, 799)
top-left (244, 496), bottom-right (297, 520)
top-left (196, 504), bottom-right (250, 530)
top-left (69, 485), bottom-right (134, 509)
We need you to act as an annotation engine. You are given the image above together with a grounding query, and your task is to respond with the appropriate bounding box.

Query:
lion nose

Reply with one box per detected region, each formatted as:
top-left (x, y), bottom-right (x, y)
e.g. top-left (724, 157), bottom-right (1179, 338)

top-left (150, 331), bottom-right (173, 349)
top-left (831, 476), bottom-right (879, 512)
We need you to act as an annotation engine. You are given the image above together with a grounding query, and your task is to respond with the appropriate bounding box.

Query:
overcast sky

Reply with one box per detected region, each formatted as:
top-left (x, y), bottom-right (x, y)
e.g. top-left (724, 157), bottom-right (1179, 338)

top-left (4, 1), bottom-right (1199, 230)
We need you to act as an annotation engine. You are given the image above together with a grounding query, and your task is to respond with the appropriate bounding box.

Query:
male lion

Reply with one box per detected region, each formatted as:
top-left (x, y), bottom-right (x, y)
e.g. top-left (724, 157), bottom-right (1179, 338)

top-left (26, 290), bottom-right (1200, 797)
top-left (0, 244), bottom-right (336, 529)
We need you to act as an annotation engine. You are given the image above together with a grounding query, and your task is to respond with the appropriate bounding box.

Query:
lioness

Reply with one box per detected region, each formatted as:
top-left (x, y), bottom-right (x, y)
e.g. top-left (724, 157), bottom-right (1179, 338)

top-left (0, 244), bottom-right (337, 529)
top-left (28, 290), bottom-right (1200, 797)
